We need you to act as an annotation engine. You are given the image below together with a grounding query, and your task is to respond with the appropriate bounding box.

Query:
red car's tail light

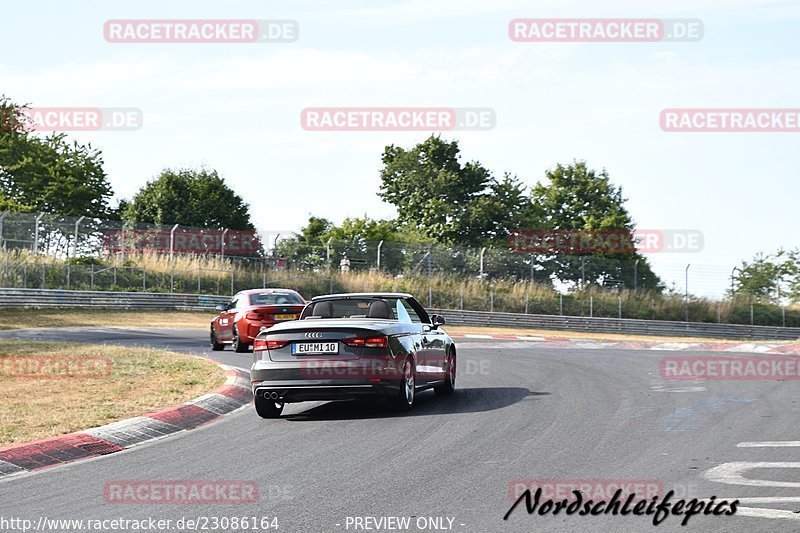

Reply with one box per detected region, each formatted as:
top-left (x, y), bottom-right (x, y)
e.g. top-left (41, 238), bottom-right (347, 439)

top-left (344, 336), bottom-right (387, 348)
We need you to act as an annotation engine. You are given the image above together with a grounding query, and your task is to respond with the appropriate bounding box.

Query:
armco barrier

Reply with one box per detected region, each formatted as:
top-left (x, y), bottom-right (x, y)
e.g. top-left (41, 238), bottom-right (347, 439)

top-left (0, 289), bottom-right (797, 340)
top-left (429, 308), bottom-right (800, 341)
top-left (0, 288), bottom-right (228, 311)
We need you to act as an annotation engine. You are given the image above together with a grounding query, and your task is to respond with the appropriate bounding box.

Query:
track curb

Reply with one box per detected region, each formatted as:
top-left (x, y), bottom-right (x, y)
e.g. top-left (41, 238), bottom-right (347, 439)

top-left (0, 363), bottom-right (251, 480)
top-left (450, 333), bottom-right (800, 354)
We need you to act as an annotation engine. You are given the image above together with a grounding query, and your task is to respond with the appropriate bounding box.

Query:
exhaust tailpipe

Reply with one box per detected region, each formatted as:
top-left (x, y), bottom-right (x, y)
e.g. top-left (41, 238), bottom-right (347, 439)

top-left (270, 392), bottom-right (279, 399)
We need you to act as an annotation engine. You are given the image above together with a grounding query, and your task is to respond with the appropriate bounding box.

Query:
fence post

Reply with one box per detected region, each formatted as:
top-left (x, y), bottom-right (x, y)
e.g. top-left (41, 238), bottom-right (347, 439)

top-left (460, 287), bottom-right (463, 310)
top-left (428, 286), bottom-right (432, 308)
top-left (479, 247), bottom-right (486, 278)
top-left (90, 264), bottom-right (94, 288)
top-left (717, 302), bottom-right (721, 323)
top-left (377, 240), bottom-right (383, 271)
top-left (33, 212), bottom-right (45, 254)
top-left (684, 264), bottom-right (691, 322)
top-left (41, 263), bottom-right (45, 288)
top-left (750, 304), bottom-right (754, 326)
top-left (559, 293), bottom-right (563, 315)
top-left (169, 224), bottom-right (179, 260)
top-left (143, 267), bottom-right (146, 290)
top-left (23, 263), bottom-right (27, 288)
top-left (633, 259), bottom-right (639, 292)
top-left (589, 296), bottom-right (593, 318)
top-left (72, 216), bottom-right (86, 258)
top-left (782, 306), bottom-right (786, 327)
top-left (0, 211), bottom-right (7, 251)
top-left (197, 269), bottom-right (201, 292)
top-left (618, 296), bottom-right (622, 318)
top-left (326, 237), bottom-right (333, 272)
top-left (66, 264), bottom-right (70, 288)
top-left (221, 228), bottom-right (229, 261)
top-left (113, 266), bottom-right (117, 287)
top-left (524, 294), bottom-right (529, 314)
top-left (490, 290), bottom-right (494, 313)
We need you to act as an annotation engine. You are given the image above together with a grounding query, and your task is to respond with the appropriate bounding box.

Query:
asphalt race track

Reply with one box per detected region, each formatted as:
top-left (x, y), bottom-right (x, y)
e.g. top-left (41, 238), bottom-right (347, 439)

top-left (1, 327), bottom-right (800, 532)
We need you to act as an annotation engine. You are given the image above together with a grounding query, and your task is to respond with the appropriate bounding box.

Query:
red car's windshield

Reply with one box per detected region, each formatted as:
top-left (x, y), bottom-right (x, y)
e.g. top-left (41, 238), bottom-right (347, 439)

top-left (249, 293), bottom-right (303, 306)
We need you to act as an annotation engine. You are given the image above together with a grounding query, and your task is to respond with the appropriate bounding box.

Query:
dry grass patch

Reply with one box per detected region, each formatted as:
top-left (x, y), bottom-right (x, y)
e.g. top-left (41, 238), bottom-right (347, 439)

top-left (0, 308), bottom-right (212, 330)
top-left (0, 340), bottom-right (225, 447)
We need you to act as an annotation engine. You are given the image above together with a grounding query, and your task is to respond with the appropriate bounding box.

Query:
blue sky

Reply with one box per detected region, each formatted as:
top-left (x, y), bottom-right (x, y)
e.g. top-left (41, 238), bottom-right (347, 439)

top-left (2, 0), bottom-right (798, 297)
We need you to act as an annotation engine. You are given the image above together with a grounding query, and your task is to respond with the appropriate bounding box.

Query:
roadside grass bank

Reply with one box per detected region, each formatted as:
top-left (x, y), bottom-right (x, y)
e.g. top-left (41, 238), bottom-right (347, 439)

top-left (0, 308), bottom-right (213, 330)
top-left (1, 249), bottom-right (797, 327)
top-left (0, 340), bottom-right (224, 447)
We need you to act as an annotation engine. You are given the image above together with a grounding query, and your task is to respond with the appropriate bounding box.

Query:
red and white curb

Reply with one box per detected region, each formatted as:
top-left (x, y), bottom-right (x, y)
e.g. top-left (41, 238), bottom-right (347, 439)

top-left (450, 333), bottom-right (800, 355)
top-left (0, 364), bottom-right (251, 480)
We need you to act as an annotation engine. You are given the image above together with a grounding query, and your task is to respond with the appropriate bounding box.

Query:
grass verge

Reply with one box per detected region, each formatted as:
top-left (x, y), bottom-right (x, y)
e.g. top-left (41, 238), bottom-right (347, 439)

top-left (0, 308), bottom-right (213, 330)
top-left (0, 340), bottom-right (225, 447)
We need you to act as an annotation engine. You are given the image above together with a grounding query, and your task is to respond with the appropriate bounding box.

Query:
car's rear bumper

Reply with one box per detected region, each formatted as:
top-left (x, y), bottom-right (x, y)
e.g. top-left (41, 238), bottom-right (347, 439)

top-left (252, 381), bottom-right (401, 402)
top-left (251, 360), bottom-right (403, 401)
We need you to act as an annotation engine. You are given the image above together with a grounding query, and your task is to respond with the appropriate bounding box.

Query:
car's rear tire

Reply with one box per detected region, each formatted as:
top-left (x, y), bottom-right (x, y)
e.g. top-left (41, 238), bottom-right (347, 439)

top-left (232, 327), bottom-right (249, 353)
top-left (210, 329), bottom-right (224, 351)
top-left (435, 350), bottom-right (456, 395)
top-left (254, 396), bottom-right (284, 418)
top-left (392, 358), bottom-right (415, 411)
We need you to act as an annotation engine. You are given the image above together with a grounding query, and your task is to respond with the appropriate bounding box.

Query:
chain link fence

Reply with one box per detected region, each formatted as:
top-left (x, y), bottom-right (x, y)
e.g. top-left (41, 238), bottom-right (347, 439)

top-left (0, 211), bottom-right (796, 328)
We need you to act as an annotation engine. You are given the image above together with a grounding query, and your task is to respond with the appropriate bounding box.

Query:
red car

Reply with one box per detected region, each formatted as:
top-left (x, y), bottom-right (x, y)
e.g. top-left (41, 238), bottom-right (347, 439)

top-left (211, 289), bottom-right (306, 352)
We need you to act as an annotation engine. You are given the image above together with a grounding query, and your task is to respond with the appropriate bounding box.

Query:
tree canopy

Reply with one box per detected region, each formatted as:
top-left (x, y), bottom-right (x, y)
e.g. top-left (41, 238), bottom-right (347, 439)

top-left (123, 168), bottom-right (254, 230)
top-left (0, 95), bottom-right (113, 217)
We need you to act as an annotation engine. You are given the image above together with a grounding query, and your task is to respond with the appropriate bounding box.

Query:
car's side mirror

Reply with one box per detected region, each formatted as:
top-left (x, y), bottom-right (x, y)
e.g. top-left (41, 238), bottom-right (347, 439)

top-left (215, 304), bottom-right (227, 312)
top-left (431, 314), bottom-right (446, 329)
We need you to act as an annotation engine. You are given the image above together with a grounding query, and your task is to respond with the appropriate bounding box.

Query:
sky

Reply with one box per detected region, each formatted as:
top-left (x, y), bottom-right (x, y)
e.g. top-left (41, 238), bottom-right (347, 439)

top-left (1, 0), bottom-right (798, 297)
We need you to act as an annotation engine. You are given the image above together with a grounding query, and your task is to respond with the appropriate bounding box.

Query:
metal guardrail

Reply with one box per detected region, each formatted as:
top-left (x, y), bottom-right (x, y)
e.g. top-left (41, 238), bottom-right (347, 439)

top-left (429, 308), bottom-right (800, 341)
top-left (0, 289), bottom-right (797, 340)
top-left (0, 288), bottom-right (228, 311)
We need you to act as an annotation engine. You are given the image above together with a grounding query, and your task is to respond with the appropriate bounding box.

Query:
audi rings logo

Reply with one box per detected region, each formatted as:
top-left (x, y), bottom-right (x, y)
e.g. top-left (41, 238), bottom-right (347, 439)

top-left (304, 332), bottom-right (323, 339)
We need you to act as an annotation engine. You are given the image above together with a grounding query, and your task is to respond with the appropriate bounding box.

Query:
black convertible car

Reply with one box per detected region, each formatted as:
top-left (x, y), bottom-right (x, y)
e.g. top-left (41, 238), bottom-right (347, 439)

top-left (250, 292), bottom-right (457, 418)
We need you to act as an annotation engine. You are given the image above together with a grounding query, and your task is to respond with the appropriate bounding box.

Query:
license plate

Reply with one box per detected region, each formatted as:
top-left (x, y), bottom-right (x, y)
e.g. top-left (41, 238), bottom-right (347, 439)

top-left (292, 342), bottom-right (339, 355)
top-left (274, 314), bottom-right (297, 321)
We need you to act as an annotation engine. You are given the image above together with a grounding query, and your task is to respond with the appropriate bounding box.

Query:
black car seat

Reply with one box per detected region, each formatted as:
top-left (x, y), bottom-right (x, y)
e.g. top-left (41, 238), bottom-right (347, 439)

top-left (366, 299), bottom-right (392, 319)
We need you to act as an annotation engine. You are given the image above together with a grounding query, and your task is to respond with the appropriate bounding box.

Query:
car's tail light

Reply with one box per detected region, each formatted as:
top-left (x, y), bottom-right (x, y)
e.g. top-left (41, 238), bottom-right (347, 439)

top-left (254, 338), bottom-right (289, 351)
top-left (267, 339), bottom-right (289, 350)
top-left (246, 311), bottom-right (270, 320)
top-left (344, 336), bottom-right (387, 348)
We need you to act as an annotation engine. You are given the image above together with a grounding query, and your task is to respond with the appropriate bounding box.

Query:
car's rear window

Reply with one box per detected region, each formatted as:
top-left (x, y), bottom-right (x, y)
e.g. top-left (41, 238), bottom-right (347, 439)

top-left (249, 293), bottom-right (304, 305)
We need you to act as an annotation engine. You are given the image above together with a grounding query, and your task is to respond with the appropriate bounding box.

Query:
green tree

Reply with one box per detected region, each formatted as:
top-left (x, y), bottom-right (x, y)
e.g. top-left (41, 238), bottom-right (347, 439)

top-left (0, 95), bottom-right (113, 217)
top-left (378, 135), bottom-right (528, 247)
top-left (123, 168), bottom-right (254, 230)
top-left (732, 251), bottom-right (792, 302)
top-left (525, 161), bottom-right (662, 291)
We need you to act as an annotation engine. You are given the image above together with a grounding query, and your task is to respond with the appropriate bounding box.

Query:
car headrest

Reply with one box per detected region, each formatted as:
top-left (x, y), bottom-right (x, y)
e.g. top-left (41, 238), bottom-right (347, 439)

top-left (311, 301), bottom-right (333, 318)
top-left (366, 299), bottom-right (392, 319)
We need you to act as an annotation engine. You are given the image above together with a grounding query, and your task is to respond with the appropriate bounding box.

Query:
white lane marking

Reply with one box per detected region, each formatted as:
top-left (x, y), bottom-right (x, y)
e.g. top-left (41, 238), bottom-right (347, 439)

top-left (738, 441), bottom-right (800, 448)
top-left (735, 507), bottom-right (800, 521)
top-left (516, 336), bottom-right (545, 341)
top-left (704, 462), bottom-right (800, 488)
top-left (463, 334), bottom-right (493, 339)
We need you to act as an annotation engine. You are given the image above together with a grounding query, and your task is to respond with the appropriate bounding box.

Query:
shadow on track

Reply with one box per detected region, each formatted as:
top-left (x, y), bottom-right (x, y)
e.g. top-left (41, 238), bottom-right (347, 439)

top-left (281, 387), bottom-right (550, 421)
